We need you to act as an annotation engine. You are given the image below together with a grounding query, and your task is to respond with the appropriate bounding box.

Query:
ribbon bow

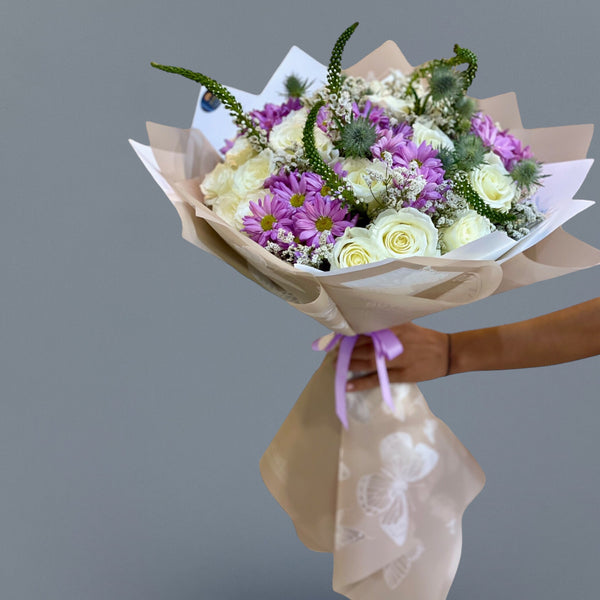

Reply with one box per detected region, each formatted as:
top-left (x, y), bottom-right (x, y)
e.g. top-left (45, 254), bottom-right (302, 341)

top-left (312, 329), bottom-right (404, 429)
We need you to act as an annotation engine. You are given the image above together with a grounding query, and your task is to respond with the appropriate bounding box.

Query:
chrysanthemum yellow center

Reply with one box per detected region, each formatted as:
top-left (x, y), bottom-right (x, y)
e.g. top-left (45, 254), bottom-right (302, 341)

top-left (290, 193), bottom-right (305, 208)
top-left (315, 216), bottom-right (334, 232)
top-left (321, 185), bottom-right (331, 196)
top-left (261, 214), bottom-right (277, 231)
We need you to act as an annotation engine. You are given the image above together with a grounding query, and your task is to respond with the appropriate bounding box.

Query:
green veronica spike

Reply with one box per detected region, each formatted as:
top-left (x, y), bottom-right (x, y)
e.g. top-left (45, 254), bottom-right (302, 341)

top-left (151, 62), bottom-right (266, 150)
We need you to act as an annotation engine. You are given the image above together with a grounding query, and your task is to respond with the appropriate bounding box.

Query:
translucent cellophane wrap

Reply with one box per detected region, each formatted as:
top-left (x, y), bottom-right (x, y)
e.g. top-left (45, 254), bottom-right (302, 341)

top-left (131, 41), bottom-right (600, 600)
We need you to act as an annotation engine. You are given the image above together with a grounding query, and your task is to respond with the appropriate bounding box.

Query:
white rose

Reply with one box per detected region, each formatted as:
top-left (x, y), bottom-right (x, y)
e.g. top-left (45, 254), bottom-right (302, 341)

top-left (342, 158), bottom-right (389, 206)
top-left (313, 127), bottom-right (336, 161)
top-left (412, 119), bottom-right (455, 151)
top-left (231, 149), bottom-right (276, 197)
top-left (211, 192), bottom-right (244, 227)
top-left (331, 227), bottom-right (386, 269)
top-left (269, 108), bottom-right (334, 160)
top-left (268, 109), bottom-right (307, 154)
top-left (200, 162), bottom-right (235, 202)
top-left (370, 207), bottom-right (440, 258)
top-left (365, 93), bottom-right (411, 118)
top-left (232, 190), bottom-right (265, 230)
top-left (439, 210), bottom-right (494, 252)
top-left (224, 136), bottom-right (256, 168)
top-left (469, 152), bottom-right (517, 212)
top-left (212, 189), bottom-right (268, 230)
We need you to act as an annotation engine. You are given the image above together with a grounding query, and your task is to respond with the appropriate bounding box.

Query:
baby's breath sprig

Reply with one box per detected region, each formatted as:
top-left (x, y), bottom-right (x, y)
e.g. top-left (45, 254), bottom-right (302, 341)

top-left (452, 172), bottom-right (516, 223)
top-left (150, 62), bottom-right (267, 150)
top-left (302, 101), bottom-right (358, 207)
top-left (326, 22), bottom-right (359, 97)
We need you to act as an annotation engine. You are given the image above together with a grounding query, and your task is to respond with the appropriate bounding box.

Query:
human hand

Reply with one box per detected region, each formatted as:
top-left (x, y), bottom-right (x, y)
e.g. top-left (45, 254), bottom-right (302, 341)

top-left (346, 322), bottom-right (450, 391)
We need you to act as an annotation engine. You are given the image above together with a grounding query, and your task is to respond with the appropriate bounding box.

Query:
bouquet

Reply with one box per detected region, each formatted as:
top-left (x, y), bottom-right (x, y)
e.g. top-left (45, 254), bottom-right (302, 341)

top-left (131, 22), bottom-right (600, 600)
top-left (151, 23), bottom-right (545, 271)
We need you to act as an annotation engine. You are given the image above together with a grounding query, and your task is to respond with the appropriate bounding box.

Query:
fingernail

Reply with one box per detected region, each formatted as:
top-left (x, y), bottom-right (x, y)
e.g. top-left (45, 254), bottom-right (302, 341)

top-left (346, 382), bottom-right (354, 391)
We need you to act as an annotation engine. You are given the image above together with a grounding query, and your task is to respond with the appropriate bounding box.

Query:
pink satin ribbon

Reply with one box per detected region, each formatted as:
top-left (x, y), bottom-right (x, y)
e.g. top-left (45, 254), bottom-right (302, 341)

top-left (312, 330), bottom-right (404, 429)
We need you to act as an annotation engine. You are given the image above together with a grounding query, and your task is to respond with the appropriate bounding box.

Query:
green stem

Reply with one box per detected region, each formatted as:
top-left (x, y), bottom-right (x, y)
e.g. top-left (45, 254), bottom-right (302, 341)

top-left (302, 101), bottom-right (357, 207)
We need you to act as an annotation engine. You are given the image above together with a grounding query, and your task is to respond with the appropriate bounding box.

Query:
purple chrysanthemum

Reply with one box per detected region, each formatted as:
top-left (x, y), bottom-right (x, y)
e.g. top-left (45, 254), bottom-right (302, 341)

top-left (371, 128), bottom-right (411, 163)
top-left (470, 113), bottom-right (533, 170)
top-left (392, 121), bottom-right (413, 138)
top-left (293, 195), bottom-right (357, 246)
top-left (470, 113), bottom-right (497, 146)
top-left (266, 169), bottom-right (331, 199)
top-left (409, 181), bottom-right (443, 210)
top-left (351, 100), bottom-right (390, 131)
top-left (316, 105), bottom-right (333, 133)
top-left (250, 97), bottom-right (302, 134)
top-left (396, 178), bottom-right (451, 213)
top-left (394, 141), bottom-right (445, 184)
top-left (332, 161), bottom-right (348, 179)
top-left (302, 171), bottom-right (327, 193)
top-left (242, 195), bottom-right (294, 247)
top-left (270, 171), bottom-right (322, 211)
top-left (263, 168), bottom-right (289, 191)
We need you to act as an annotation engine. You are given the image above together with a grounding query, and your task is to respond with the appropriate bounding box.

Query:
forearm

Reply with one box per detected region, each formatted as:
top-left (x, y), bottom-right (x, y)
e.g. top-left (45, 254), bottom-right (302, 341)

top-left (449, 298), bottom-right (600, 374)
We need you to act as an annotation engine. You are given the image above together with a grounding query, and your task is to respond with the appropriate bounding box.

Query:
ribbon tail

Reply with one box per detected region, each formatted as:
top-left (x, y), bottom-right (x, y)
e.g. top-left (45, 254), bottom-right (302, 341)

top-left (335, 336), bottom-right (357, 430)
top-left (375, 352), bottom-right (395, 412)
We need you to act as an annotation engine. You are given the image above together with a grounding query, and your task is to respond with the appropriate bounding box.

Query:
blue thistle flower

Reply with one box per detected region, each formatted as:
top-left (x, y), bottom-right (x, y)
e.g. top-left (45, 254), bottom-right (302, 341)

top-left (339, 117), bottom-right (378, 159)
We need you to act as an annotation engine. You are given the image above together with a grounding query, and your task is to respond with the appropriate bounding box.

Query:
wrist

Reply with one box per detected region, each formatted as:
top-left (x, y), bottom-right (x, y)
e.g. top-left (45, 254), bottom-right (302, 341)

top-left (448, 327), bottom-right (502, 374)
top-left (445, 333), bottom-right (452, 376)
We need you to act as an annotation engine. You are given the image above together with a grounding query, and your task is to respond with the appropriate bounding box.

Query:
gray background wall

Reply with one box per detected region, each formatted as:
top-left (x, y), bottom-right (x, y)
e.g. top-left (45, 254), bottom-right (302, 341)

top-left (2, 1), bottom-right (599, 599)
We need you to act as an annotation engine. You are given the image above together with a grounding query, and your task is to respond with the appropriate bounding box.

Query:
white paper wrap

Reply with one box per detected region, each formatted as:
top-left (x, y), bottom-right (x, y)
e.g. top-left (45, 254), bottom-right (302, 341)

top-left (131, 41), bottom-right (600, 600)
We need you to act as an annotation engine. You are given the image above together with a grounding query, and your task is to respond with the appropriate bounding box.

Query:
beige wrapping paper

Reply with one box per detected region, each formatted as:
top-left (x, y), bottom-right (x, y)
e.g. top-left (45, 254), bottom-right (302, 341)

top-left (131, 42), bottom-right (600, 600)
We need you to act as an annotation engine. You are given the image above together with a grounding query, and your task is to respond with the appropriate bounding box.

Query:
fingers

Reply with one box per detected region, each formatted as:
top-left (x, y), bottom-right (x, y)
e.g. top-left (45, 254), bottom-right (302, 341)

top-left (352, 335), bottom-right (375, 349)
top-left (348, 343), bottom-right (376, 371)
top-left (349, 343), bottom-right (408, 372)
top-left (348, 368), bottom-right (413, 392)
top-left (348, 358), bottom-right (375, 372)
top-left (346, 372), bottom-right (380, 392)
top-left (350, 343), bottom-right (375, 358)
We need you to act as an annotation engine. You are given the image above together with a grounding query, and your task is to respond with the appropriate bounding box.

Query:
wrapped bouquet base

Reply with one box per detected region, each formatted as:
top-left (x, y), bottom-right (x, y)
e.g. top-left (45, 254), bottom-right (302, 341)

top-left (131, 36), bottom-right (600, 600)
top-left (261, 353), bottom-right (485, 599)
